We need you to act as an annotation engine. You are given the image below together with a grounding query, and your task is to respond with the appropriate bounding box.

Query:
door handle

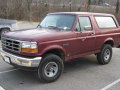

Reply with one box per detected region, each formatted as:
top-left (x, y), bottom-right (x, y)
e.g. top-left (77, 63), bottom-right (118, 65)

top-left (91, 32), bottom-right (95, 35)
top-left (80, 32), bottom-right (95, 41)
top-left (88, 31), bottom-right (94, 35)
top-left (81, 38), bottom-right (86, 42)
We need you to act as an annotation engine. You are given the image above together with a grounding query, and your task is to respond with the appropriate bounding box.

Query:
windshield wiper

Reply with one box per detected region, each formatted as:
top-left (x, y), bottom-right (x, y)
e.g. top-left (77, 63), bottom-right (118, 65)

top-left (47, 26), bottom-right (60, 30)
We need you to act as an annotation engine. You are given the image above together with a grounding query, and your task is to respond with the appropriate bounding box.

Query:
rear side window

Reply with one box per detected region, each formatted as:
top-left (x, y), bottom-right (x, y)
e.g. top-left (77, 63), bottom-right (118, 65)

top-left (95, 16), bottom-right (117, 28)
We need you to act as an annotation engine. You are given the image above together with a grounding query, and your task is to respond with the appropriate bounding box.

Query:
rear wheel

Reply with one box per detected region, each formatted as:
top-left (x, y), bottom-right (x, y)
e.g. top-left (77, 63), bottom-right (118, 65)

top-left (37, 54), bottom-right (64, 83)
top-left (97, 44), bottom-right (112, 65)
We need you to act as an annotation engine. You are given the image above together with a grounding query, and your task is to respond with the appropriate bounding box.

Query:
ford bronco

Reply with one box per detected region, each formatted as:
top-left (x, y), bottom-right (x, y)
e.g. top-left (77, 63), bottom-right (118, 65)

top-left (0, 12), bottom-right (120, 82)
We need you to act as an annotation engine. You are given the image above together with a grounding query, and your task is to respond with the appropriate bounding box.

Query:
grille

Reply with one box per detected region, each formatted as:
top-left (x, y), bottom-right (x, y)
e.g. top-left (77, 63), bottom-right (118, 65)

top-left (1, 37), bottom-right (21, 52)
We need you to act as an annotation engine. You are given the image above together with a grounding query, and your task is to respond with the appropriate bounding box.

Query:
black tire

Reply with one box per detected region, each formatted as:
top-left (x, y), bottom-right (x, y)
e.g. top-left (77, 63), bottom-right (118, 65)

top-left (37, 54), bottom-right (64, 83)
top-left (0, 28), bottom-right (10, 39)
top-left (97, 44), bottom-right (112, 65)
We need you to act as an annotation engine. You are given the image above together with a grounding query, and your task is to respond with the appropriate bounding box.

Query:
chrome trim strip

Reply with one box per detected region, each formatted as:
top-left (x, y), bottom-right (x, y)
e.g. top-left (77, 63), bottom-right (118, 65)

top-left (0, 49), bottom-right (42, 67)
top-left (1, 37), bottom-right (21, 52)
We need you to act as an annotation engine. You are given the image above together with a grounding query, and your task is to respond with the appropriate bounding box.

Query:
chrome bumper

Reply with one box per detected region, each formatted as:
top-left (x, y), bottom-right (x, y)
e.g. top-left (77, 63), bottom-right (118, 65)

top-left (0, 49), bottom-right (42, 67)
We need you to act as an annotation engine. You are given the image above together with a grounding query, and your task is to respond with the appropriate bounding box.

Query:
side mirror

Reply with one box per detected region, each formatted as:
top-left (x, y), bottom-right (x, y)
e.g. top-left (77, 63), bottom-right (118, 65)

top-left (84, 26), bottom-right (92, 31)
top-left (75, 28), bottom-right (79, 32)
top-left (37, 25), bottom-right (42, 28)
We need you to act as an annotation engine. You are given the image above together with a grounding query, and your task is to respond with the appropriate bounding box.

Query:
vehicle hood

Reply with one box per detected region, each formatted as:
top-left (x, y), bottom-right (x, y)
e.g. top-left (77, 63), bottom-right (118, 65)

top-left (3, 28), bottom-right (75, 42)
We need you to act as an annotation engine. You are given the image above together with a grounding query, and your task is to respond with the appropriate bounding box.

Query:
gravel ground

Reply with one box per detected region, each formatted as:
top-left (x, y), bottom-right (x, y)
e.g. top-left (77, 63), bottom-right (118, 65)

top-left (17, 21), bottom-right (39, 29)
top-left (0, 48), bottom-right (120, 90)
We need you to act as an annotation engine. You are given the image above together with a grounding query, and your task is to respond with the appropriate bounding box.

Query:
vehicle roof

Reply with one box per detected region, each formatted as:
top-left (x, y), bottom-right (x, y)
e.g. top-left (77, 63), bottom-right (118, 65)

top-left (49, 12), bottom-right (114, 16)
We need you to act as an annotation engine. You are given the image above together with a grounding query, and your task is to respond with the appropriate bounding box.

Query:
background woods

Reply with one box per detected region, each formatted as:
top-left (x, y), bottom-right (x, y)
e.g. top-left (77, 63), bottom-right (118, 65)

top-left (0, 0), bottom-right (120, 23)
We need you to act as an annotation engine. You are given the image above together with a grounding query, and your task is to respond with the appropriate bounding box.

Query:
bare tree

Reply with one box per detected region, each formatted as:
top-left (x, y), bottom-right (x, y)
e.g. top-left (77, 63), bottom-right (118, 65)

top-left (98, 0), bottom-right (104, 5)
top-left (86, 0), bottom-right (91, 11)
top-left (0, 0), bottom-right (7, 18)
top-left (0, 0), bottom-right (119, 22)
top-left (116, 0), bottom-right (120, 14)
top-left (25, 0), bottom-right (33, 21)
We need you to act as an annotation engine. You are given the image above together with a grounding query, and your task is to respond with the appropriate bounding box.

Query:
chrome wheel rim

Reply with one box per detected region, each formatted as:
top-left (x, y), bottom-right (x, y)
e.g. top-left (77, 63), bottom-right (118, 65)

top-left (44, 62), bottom-right (58, 77)
top-left (104, 49), bottom-right (111, 61)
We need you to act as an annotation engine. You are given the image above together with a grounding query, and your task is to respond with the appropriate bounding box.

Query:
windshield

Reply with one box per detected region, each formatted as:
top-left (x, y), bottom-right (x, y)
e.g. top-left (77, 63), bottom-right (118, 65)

top-left (39, 14), bottom-right (76, 31)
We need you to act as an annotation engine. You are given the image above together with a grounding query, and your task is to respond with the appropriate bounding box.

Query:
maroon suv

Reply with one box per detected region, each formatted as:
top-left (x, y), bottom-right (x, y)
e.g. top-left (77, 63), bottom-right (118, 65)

top-left (0, 12), bottom-right (120, 82)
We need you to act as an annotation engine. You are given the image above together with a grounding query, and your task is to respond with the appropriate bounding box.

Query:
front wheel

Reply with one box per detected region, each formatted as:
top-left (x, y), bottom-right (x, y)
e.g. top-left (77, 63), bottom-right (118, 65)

top-left (97, 44), bottom-right (112, 65)
top-left (37, 54), bottom-right (64, 83)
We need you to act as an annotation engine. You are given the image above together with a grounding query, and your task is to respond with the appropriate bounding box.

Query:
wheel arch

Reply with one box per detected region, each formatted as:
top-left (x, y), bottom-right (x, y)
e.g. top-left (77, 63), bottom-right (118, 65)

top-left (41, 45), bottom-right (66, 61)
top-left (103, 38), bottom-right (114, 47)
top-left (0, 27), bottom-right (11, 39)
top-left (0, 27), bottom-right (11, 32)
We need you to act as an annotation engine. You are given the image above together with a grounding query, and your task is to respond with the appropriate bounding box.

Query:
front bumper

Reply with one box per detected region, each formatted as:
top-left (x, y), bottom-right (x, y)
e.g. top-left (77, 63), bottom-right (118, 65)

top-left (0, 49), bottom-right (42, 67)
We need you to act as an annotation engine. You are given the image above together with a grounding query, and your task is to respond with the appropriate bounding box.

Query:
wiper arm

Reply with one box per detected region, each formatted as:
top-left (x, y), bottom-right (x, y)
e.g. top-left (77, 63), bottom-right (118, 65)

top-left (47, 26), bottom-right (60, 29)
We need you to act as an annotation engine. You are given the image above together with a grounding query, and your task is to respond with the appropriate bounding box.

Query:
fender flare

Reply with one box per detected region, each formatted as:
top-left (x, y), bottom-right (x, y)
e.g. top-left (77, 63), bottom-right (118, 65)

top-left (0, 26), bottom-right (11, 31)
top-left (103, 37), bottom-right (114, 46)
top-left (40, 45), bottom-right (66, 56)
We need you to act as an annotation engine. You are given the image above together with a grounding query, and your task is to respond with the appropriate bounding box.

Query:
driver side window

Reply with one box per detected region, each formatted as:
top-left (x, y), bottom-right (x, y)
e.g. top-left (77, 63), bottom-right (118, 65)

top-left (79, 16), bottom-right (92, 32)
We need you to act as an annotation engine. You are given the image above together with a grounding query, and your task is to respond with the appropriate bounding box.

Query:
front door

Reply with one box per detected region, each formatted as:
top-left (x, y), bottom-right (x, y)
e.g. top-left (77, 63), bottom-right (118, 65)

top-left (75, 16), bottom-right (96, 54)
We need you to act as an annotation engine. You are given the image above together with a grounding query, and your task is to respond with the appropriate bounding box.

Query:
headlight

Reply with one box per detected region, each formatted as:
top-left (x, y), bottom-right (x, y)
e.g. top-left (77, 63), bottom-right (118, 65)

top-left (21, 42), bottom-right (38, 53)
